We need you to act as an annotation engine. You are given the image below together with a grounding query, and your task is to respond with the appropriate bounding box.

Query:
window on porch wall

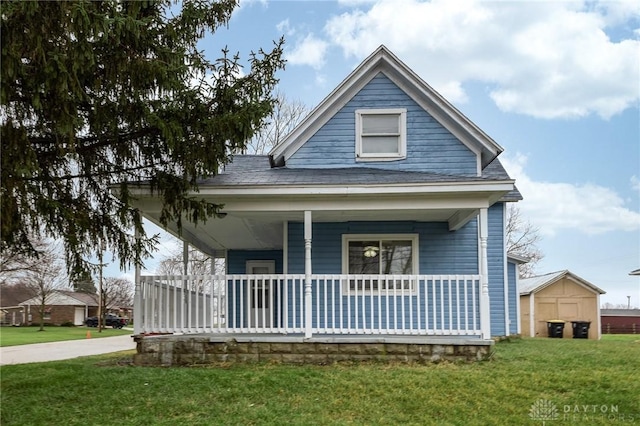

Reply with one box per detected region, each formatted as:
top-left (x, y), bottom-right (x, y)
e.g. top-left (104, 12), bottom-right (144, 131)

top-left (346, 237), bottom-right (416, 292)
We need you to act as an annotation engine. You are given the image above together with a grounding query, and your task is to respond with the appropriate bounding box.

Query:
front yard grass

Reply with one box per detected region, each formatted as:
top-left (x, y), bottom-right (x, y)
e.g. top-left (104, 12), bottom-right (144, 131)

top-left (1, 335), bottom-right (639, 425)
top-left (0, 326), bottom-right (132, 347)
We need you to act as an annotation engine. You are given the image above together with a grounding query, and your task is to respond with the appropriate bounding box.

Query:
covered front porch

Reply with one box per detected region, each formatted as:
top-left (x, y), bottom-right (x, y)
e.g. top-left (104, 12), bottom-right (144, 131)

top-left (132, 201), bottom-right (500, 343)
top-left (136, 273), bottom-right (484, 337)
top-left (127, 157), bottom-right (517, 364)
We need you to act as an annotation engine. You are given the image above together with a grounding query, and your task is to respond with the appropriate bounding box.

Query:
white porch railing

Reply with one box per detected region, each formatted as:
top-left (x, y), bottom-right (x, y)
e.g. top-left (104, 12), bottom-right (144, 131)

top-left (137, 274), bottom-right (482, 336)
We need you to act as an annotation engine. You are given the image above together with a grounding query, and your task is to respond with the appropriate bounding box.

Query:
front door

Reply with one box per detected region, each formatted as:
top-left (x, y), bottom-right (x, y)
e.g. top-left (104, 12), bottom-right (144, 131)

top-left (246, 260), bottom-right (275, 328)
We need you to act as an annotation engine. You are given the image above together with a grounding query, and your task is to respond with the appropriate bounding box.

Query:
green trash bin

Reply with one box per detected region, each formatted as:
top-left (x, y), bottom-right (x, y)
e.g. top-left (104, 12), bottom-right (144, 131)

top-left (547, 320), bottom-right (565, 338)
top-left (571, 321), bottom-right (591, 339)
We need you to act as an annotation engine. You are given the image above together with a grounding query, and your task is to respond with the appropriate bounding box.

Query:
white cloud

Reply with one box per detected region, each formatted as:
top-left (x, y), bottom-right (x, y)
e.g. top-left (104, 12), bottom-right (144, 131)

top-left (631, 175), bottom-right (640, 193)
top-left (276, 19), bottom-right (295, 36)
top-left (321, 0), bottom-right (639, 119)
top-left (502, 154), bottom-right (640, 236)
top-left (286, 34), bottom-right (329, 69)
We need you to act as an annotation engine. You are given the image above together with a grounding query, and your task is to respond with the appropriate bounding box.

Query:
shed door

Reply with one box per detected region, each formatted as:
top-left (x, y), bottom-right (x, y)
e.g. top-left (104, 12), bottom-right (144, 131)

top-left (246, 261), bottom-right (275, 328)
top-left (74, 307), bottom-right (85, 325)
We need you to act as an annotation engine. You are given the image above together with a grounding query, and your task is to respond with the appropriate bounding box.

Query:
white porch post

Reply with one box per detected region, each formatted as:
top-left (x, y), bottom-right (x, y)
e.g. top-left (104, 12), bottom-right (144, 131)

top-left (479, 208), bottom-right (491, 339)
top-left (304, 211), bottom-right (313, 338)
top-left (133, 227), bottom-right (142, 335)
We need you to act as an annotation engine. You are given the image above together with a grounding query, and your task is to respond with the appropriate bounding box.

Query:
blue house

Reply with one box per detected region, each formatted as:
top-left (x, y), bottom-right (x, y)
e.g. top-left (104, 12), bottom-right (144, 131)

top-left (130, 46), bottom-right (522, 363)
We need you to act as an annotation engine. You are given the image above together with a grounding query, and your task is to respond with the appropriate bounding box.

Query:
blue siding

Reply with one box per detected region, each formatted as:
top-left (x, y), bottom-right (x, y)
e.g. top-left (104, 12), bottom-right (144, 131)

top-left (286, 220), bottom-right (481, 332)
top-left (507, 261), bottom-right (518, 335)
top-left (287, 73), bottom-right (477, 175)
top-left (226, 215), bottom-right (508, 336)
top-left (287, 221), bottom-right (478, 274)
top-left (487, 203), bottom-right (506, 336)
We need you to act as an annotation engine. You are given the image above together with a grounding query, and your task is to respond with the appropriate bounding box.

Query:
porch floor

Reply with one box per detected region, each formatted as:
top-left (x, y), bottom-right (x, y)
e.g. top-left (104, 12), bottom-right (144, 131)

top-left (133, 333), bottom-right (494, 366)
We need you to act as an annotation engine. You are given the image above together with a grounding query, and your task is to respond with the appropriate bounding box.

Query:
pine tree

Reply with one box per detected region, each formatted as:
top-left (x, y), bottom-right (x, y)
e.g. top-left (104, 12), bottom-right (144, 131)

top-left (1, 1), bottom-right (284, 277)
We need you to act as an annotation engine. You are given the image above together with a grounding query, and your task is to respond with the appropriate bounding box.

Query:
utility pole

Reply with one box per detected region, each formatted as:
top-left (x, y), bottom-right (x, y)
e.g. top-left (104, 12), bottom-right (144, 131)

top-left (97, 240), bottom-right (105, 332)
top-left (628, 296), bottom-right (631, 310)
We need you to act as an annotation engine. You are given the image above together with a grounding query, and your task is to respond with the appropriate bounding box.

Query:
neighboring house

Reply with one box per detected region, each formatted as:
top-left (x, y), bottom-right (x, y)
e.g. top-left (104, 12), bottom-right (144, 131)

top-left (0, 284), bottom-right (32, 325)
top-left (601, 309), bottom-right (640, 334)
top-left (20, 290), bottom-right (98, 326)
top-left (520, 270), bottom-right (605, 339)
top-left (126, 46), bottom-right (523, 364)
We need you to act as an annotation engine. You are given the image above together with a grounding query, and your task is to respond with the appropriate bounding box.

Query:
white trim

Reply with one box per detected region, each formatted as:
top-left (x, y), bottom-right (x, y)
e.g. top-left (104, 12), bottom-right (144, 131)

top-left (304, 211), bottom-right (313, 338)
top-left (134, 227), bottom-right (142, 335)
top-left (137, 195), bottom-right (495, 214)
top-left (515, 265), bottom-right (522, 335)
top-left (283, 220), bottom-right (288, 275)
top-left (596, 294), bottom-right (602, 340)
top-left (355, 108), bottom-right (407, 161)
top-left (133, 181), bottom-right (516, 197)
top-left (502, 203), bottom-right (510, 335)
top-left (341, 233), bottom-right (419, 295)
top-left (479, 208), bottom-right (491, 339)
top-left (529, 293), bottom-right (535, 337)
top-left (245, 260), bottom-right (276, 274)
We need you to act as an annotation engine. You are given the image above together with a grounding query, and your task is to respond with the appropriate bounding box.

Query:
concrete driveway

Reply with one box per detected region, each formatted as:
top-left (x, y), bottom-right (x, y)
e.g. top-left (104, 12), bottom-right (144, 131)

top-left (0, 334), bottom-right (136, 365)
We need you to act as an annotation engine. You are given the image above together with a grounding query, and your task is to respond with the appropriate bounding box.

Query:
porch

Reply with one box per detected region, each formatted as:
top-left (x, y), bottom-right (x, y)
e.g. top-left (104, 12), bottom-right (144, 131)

top-left (136, 273), bottom-right (485, 337)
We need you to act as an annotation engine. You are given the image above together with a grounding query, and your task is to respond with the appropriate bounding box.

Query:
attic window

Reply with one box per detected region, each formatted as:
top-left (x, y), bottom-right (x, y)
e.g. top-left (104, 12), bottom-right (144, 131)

top-left (355, 109), bottom-right (406, 161)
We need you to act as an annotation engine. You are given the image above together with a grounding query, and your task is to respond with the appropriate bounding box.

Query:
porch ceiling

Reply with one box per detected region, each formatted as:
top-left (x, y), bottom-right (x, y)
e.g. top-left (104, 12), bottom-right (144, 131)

top-left (129, 177), bottom-right (514, 255)
top-left (140, 205), bottom-right (476, 255)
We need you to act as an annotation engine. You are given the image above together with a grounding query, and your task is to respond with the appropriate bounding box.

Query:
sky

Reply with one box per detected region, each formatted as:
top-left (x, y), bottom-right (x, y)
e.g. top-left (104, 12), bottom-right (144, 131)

top-left (107, 0), bottom-right (640, 308)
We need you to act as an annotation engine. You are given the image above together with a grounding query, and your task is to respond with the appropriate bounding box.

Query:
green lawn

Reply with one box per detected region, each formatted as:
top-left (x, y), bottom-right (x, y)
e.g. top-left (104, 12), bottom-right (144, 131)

top-left (1, 335), bottom-right (639, 425)
top-left (0, 326), bottom-right (132, 347)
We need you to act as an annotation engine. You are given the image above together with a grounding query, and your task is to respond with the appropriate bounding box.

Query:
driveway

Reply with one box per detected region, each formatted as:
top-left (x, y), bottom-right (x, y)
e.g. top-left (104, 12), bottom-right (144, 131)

top-left (0, 334), bottom-right (136, 365)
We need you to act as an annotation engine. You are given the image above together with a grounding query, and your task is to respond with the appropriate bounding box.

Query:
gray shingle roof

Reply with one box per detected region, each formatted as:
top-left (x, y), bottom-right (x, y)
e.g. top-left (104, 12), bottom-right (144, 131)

top-left (209, 155), bottom-right (523, 201)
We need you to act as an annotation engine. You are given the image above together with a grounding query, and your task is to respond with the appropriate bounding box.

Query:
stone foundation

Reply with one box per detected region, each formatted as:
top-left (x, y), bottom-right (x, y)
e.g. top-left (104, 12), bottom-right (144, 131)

top-left (133, 334), bottom-right (493, 366)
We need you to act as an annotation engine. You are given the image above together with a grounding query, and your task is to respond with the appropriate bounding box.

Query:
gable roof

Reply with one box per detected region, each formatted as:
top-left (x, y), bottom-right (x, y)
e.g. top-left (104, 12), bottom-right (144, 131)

top-left (20, 290), bottom-right (98, 307)
top-left (269, 45), bottom-right (503, 170)
top-left (0, 284), bottom-right (33, 308)
top-left (519, 270), bottom-right (606, 296)
top-left (507, 253), bottom-right (530, 264)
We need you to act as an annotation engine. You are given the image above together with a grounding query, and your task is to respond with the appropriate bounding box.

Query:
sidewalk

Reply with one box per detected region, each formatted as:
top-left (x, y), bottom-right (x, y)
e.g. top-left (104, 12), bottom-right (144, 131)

top-left (0, 334), bottom-right (136, 365)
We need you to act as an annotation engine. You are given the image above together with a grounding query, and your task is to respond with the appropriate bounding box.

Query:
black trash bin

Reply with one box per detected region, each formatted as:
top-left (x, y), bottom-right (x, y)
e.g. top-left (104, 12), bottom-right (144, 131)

top-left (547, 320), bottom-right (565, 338)
top-left (571, 321), bottom-right (591, 339)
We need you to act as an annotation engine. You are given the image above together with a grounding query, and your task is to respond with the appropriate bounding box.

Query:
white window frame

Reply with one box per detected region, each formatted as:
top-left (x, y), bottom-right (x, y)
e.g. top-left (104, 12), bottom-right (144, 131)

top-left (355, 108), bottom-right (407, 161)
top-left (341, 233), bottom-right (419, 294)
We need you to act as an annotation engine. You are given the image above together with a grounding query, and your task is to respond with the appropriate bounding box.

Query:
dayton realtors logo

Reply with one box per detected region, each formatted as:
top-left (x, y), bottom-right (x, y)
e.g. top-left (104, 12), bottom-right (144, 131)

top-left (529, 400), bottom-right (635, 423)
top-left (529, 399), bottom-right (559, 424)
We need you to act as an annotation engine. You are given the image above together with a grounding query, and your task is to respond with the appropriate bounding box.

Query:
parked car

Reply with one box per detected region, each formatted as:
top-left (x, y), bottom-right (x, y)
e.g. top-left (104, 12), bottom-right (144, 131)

top-left (85, 313), bottom-right (127, 329)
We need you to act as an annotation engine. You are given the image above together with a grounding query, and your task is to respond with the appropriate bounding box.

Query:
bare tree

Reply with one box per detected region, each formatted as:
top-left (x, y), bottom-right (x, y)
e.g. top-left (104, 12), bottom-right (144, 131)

top-left (0, 238), bottom-right (51, 286)
top-left (156, 247), bottom-right (225, 276)
top-left (156, 247), bottom-right (226, 299)
top-left (244, 91), bottom-right (309, 154)
top-left (100, 277), bottom-right (134, 326)
top-left (506, 204), bottom-right (544, 278)
top-left (22, 242), bottom-right (67, 331)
